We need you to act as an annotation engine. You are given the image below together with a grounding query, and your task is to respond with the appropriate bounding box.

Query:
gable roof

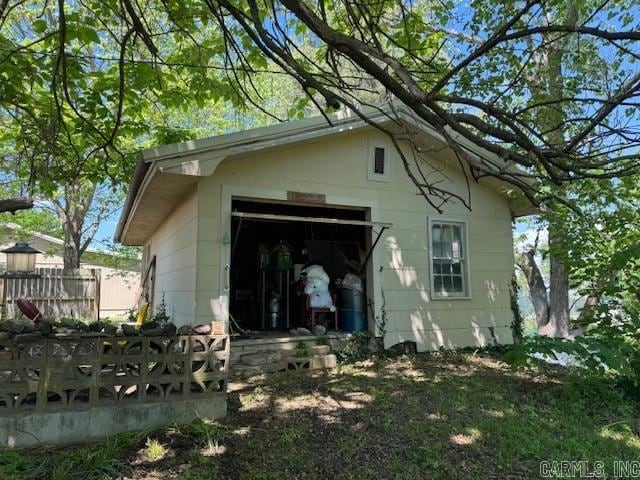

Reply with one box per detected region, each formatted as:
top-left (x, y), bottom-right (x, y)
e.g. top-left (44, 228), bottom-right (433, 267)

top-left (116, 103), bottom-right (534, 245)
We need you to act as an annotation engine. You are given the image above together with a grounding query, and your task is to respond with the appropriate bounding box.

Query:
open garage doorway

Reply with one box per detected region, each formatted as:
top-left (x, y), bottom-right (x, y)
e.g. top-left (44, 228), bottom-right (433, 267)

top-left (228, 198), bottom-right (385, 335)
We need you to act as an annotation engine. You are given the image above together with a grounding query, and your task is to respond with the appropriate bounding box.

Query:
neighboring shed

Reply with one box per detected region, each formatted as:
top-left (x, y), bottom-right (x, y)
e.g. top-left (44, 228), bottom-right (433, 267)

top-left (0, 223), bottom-right (140, 319)
top-left (116, 104), bottom-right (529, 352)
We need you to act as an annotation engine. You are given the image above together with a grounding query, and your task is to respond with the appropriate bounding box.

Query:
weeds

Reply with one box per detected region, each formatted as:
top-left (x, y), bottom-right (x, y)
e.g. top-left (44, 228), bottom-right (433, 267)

top-left (144, 437), bottom-right (167, 461)
top-left (184, 419), bottom-right (228, 447)
top-left (0, 430), bottom-right (144, 480)
top-left (293, 340), bottom-right (309, 358)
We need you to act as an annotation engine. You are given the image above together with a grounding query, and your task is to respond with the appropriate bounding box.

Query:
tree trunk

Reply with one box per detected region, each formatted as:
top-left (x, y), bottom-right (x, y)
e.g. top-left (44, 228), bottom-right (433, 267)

top-left (517, 250), bottom-right (549, 328)
top-left (62, 227), bottom-right (82, 269)
top-left (543, 224), bottom-right (570, 337)
top-left (531, 5), bottom-right (577, 338)
top-left (577, 294), bottom-right (599, 324)
top-left (54, 183), bottom-right (96, 270)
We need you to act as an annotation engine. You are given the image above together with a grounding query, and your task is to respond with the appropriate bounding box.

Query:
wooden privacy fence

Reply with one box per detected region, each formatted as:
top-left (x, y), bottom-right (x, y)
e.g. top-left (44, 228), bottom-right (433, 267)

top-left (1, 268), bottom-right (101, 320)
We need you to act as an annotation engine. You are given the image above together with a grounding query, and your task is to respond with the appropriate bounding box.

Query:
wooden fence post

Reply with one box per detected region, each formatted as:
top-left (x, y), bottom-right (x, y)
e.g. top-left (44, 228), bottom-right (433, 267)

top-left (93, 269), bottom-right (101, 321)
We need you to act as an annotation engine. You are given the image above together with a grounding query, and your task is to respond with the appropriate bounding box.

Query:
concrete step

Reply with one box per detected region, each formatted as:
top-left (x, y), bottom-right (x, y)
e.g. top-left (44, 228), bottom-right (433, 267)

top-left (240, 351), bottom-right (282, 366)
top-left (310, 345), bottom-right (330, 355)
top-left (310, 354), bottom-right (337, 370)
top-left (233, 361), bottom-right (288, 376)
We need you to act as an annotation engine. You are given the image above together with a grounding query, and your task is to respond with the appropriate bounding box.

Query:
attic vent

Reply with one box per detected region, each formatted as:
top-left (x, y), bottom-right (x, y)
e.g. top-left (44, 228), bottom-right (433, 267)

top-left (368, 143), bottom-right (391, 182)
top-left (374, 147), bottom-right (386, 174)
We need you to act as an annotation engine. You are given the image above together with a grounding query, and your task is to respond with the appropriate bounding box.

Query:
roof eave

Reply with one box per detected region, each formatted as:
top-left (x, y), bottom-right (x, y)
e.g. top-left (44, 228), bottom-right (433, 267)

top-left (114, 155), bottom-right (152, 243)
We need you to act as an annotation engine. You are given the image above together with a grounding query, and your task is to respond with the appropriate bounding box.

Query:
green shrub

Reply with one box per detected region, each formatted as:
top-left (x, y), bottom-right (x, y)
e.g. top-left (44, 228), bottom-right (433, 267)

top-left (293, 341), bottom-right (309, 358)
top-left (504, 305), bottom-right (640, 396)
top-left (334, 331), bottom-right (374, 363)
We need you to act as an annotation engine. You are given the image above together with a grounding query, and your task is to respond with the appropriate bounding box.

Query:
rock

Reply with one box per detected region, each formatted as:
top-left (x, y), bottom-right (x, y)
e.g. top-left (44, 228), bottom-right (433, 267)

top-left (192, 324), bottom-right (211, 335)
top-left (312, 325), bottom-right (327, 336)
top-left (88, 322), bottom-right (102, 332)
top-left (141, 327), bottom-right (164, 337)
top-left (22, 323), bottom-right (35, 333)
top-left (0, 319), bottom-right (32, 334)
top-left (177, 325), bottom-right (192, 335)
top-left (122, 324), bottom-right (139, 336)
top-left (55, 327), bottom-right (79, 336)
top-left (163, 323), bottom-right (177, 336)
top-left (294, 327), bottom-right (312, 336)
top-left (102, 324), bottom-right (118, 336)
top-left (115, 326), bottom-right (124, 337)
top-left (38, 320), bottom-right (53, 335)
top-left (140, 320), bottom-right (159, 330)
top-left (311, 345), bottom-right (330, 356)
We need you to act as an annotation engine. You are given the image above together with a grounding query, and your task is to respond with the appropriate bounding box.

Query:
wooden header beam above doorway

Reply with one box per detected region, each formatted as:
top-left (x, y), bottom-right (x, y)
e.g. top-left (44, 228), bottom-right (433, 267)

top-left (230, 211), bottom-right (392, 229)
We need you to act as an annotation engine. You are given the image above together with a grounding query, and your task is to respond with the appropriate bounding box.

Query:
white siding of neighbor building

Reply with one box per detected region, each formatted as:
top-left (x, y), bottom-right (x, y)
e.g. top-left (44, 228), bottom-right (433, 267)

top-left (0, 241), bottom-right (139, 319)
top-left (145, 127), bottom-right (515, 350)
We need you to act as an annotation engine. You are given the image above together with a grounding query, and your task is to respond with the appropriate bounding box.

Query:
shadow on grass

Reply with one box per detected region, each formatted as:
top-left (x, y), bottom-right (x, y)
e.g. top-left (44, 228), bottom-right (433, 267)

top-left (2, 353), bottom-right (639, 480)
top-left (206, 354), bottom-right (640, 480)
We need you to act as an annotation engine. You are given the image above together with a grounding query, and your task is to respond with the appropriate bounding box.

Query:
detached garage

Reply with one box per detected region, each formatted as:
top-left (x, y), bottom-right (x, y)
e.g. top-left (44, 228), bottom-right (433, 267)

top-left (115, 104), bottom-right (525, 361)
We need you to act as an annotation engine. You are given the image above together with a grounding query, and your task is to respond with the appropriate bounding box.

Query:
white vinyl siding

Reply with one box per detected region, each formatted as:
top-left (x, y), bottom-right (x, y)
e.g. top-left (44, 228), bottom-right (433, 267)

top-left (193, 129), bottom-right (512, 349)
top-left (429, 220), bottom-right (470, 298)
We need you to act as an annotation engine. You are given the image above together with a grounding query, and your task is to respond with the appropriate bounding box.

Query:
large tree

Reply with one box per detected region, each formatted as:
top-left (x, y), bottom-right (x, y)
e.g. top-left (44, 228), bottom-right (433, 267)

top-left (0, 1), bottom-right (638, 297)
top-left (0, 1), bottom-right (314, 267)
top-left (1, 1), bottom-right (636, 195)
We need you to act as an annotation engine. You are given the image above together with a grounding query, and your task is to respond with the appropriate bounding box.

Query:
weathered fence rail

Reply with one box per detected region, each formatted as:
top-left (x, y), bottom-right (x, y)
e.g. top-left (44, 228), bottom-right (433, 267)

top-left (0, 334), bottom-right (230, 446)
top-left (0, 268), bottom-right (100, 320)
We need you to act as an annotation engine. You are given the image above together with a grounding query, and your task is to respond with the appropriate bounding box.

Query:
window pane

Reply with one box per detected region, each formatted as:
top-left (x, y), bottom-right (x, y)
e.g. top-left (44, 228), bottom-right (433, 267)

top-left (374, 147), bottom-right (386, 174)
top-left (444, 260), bottom-right (453, 275)
top-left (433, 259), bottom-right (442, 274)
top-left (452, 260), bottom-right (461, 275)
top-left (443, 225), bottom-right (453, 258)
top-left (452, 224), bottom-right (462, 259)
top-left (432, 225), bottom-right (442, 257)
top-left (434, 275), bottom-right (443, 293)
top-left (452, 276), bottom-right (463, 292)
top-left (442, 276), bottom-right (453, 292)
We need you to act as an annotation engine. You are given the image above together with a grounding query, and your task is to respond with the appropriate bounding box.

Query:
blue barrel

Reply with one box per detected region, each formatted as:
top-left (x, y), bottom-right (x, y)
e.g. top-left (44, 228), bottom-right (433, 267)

top-left (339, 287), bottom-right (364, 310)
top-left (339, 308), bottom-right (366, 332)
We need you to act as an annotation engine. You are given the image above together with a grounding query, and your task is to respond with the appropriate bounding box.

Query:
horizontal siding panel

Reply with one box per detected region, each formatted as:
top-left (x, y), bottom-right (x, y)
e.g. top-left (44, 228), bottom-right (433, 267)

top-left (385, 325), bottom-right (513, 352)
top-left (384, 309), bottom-right (512, 332)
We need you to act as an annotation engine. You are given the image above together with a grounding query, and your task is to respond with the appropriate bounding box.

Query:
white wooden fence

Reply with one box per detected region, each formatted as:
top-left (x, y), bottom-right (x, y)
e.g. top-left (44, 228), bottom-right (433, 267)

top-left (0, 268), bottom-right (101, 320)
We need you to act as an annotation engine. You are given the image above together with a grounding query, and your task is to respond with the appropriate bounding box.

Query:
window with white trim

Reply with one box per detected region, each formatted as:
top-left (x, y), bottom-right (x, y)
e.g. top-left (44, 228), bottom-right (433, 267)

top-left (430, 220), bottom-right (468, 298)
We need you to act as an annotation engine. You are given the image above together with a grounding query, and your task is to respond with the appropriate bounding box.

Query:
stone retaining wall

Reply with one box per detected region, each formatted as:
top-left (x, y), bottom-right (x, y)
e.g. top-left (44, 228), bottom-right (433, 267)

top-left (230, 334), bottom-right (347, 376)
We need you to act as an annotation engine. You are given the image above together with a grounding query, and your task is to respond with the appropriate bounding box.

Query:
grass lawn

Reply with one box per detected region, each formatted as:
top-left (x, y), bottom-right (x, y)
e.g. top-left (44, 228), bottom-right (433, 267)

top-left (2, 353), bottom-right (639, 479)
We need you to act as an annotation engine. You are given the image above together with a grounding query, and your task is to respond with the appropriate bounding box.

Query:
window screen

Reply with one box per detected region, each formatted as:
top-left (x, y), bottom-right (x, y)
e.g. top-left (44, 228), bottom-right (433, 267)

top-left (431, 222), bottom-right (467, 297)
